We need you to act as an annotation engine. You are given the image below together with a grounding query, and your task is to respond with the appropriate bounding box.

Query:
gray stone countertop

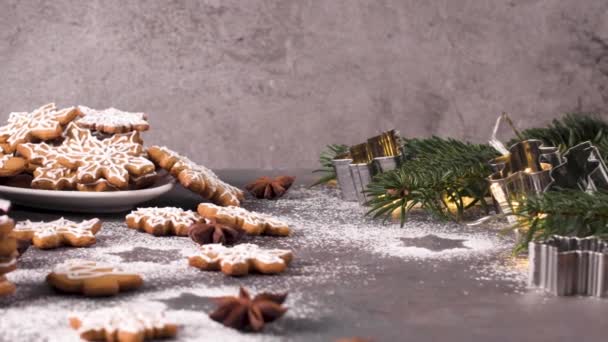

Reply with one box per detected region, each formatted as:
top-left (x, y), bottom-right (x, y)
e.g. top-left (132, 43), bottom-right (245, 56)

top-left (0, 169), bottom-right (606, 342)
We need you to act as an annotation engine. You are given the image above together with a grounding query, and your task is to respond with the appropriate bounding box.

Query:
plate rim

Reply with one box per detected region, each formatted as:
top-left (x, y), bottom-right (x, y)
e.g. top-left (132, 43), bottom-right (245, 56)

top-left (0, 176), bottom-right (175, 198)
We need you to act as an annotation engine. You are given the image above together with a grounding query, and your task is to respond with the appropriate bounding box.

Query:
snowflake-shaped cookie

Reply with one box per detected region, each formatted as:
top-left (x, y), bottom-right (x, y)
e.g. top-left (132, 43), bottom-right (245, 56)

top-left (188, 243), bottom-right (293, 276)
top-left (126, 207), bottom-right (205, 236)
top-left (0, 153), bottom-right (25, 177)
top-left (0, 103), bottom-right (80, 152)
top-left (12, 218), bottom-right (102, 249)
top-left (147, 146), bottom-right (244, 206)
top-left (76, 106), bottom-right (150, 134)
top-left (17, 123), bottom-right (155, 190)
top-left (46, 259), bottom-right (143, 296)
top-left (197, 203), bottom-right (290, 236)
top-left (69, 304), bottom-right (177, 342)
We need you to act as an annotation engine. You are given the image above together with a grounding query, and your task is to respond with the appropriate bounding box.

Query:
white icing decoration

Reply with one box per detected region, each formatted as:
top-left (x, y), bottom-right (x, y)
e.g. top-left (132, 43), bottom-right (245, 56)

top-left (22, 123), bottom-right (154, 187)
top-left (156, 146), bottom-right (242, 204)
top-left (200, 203), bottom-right (288, 228)
top-left (14, 217), bottom-right (100, 239)
top-left (0, 258), bottom-right (16, 269)
top-left (52, 259), bottom-right (134, 280)
top-left (126, 207), bottom-right (203, 228)
top-left (191, 243), bottom-right (291, 269)
top-left (0, 154), bottom-right (12, 168)
top-left (70, 304), bottom-right (172, 334)
top-left (0, 103), bottom-right (76, 148)
top-left (77, 106), bottom-right (149, 132)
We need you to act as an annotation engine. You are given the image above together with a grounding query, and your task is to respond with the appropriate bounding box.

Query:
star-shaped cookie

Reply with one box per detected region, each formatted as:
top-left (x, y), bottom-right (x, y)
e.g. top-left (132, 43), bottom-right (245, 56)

top-left (126, 207), bottom-right (205, 236)
top-left (69, 305), bottom-right (178, 342)
top-left (76, 106), bottom-right (150, 134)
top-left (17, 123), bottom-right (155, 190)
top-left (197, 203), bottom-right (290, 236)
top-left (147, 146), bottom-right (244, 206)
top-left (189, 243), bottom-right (293, 276)
top-left (11, 218), bottom-right (102, 249)
top-left (0, 103), bottom-right (80, 152)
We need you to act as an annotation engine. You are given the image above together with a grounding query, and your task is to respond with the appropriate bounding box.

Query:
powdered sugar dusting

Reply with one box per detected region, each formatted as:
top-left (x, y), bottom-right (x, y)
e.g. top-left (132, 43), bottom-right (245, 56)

top-left (0, 186), bottom-right (526, 341)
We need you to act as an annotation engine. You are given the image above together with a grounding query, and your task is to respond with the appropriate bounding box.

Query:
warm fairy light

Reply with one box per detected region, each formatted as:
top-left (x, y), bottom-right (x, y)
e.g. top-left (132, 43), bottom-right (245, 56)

top-left (523, 167), bottom-right (533, 173)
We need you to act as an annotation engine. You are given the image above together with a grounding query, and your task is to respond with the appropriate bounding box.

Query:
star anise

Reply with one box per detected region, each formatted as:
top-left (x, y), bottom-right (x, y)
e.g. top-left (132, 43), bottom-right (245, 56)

top-left (188, 219), bottom-right (242, 245)
top-left (245, 176), bottom-right (295, 200)
top-left (209, 287), bottom-right (288, 332)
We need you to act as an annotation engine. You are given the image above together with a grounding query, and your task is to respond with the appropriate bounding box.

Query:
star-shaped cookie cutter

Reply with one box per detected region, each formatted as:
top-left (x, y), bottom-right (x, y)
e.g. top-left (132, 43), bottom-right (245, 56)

top-left (528, 235), bottom-right (608, 297)
top-left (487, 140), bottom-right (560, 219)
top-left (546, 141), bottom-right (608, 192)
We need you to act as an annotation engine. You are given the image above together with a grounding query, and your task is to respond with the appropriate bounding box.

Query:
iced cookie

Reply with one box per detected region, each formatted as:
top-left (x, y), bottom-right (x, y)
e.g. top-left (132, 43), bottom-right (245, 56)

top-left (0, 211), bottom-right (17, 296)
top-left (11, 218), bottom-right (102, 249)
top-left (47, 259), bottom-right (143, 296)
top-left (147, 146), bottom-right (244, 206)
top-left (126, 207), bottom-right (205, 236)
top-left (188, 243), bottom-right (293, 276)
top-left (76, 106), bottom-right (150, 134)
top-left (0, 103), bottom-right (80, 152)
top-left (18, 123), bottom-right (155, 190)
top-left (197, 203), bottom-right (290, 236)
top-left (69, 305), bottom-right (178, 342)
top-left (0, 276), bottom-right (15, 296)
top-left (0, 153), bottom-right (25, 177)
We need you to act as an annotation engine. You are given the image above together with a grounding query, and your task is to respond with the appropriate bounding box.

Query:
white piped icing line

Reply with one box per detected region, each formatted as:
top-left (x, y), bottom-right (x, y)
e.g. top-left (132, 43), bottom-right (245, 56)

top-left (0, 258), bottom-right (16, 269)
top-left (77, 106), bottom-right (149, 133)
top-left (0, 154), bottom-right (12, 168)
top-left (126, 207), bottom-right (203, 228)
top-left (0, 103), bottom-right (78, 149)
top-left (52, 259), bottom-right (135, 280)
top-left (191, 243), bottom-right (292, 269)
top-left (70, 304), bottom-right (174, 335)
top-left (202, 203), bottom-right (288, 229)
top-left (20, 123), bottom-right (154, 188)
top-left (155, 146), bottom-right (243, 205)
top-left (14, 218), bottom-right (101, 239)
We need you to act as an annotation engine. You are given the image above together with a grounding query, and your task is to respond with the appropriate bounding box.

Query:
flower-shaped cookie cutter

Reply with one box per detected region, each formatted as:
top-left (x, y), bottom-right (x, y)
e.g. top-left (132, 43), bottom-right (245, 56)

top-left (547, 141), bottom-right (608, 192)
top-left (528, 235), bottom-right (608, 297)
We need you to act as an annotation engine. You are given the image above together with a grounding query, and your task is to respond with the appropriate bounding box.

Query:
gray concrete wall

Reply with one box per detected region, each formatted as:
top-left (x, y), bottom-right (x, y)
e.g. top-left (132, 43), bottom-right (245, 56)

top-left (1, 0), bottom-right (607, 169)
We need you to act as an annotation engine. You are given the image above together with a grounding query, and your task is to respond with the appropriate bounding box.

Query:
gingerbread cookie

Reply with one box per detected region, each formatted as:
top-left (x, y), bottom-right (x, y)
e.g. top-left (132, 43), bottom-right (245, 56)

top-left (11, 218), bottom-right (102, 249)
top-left (197, 203), bottom-right (290, 236)
top-left (188, 243), bottom-right (293, 276)
top-left (0, 153), bottom-right (25, 177)
top-left (76, 106), bottom-right (150, 134)
top-left (147, 146), bottom-right (244, 207)
top-left (0, 210), bottom-right (17, 296)
top-left (126, 207), bottom-right (204, 236)
top-left (18, 123), bottom-right (155, 190)
top-left (0, 276), bottom-right (15, 296)
top-left (69, 305), bottom-right (178, 342)
top-left (0, 103), bottom-right (80, 152)
top-left (31, 165), bottom-right (77, 190)
top-left (47, 259), bottom-right (143, 296)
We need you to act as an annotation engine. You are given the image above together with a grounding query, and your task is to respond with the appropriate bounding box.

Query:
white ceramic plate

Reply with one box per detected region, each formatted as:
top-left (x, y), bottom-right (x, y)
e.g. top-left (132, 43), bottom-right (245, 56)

top-left (0, 175), bottom-right (175, 213)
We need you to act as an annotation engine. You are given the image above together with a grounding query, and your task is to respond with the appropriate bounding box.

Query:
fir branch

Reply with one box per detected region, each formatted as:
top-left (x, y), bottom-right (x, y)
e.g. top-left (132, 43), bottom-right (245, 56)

top-left (310, 144), bottom-right (349, 187)
top-left (365, 137), bottom-right (500, 226)
top-left (508, 113), bottom-right (608, 159)
top-left (510, 190), bottom-right (608, 252)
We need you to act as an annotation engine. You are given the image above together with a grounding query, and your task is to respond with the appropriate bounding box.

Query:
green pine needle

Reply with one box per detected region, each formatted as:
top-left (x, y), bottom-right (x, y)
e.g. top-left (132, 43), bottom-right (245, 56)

top-left (310, 144), bottom-right (349, 187)
top-left (510, 190), bottom-right (608, 252)
top-left (365, 137), bottom-right (500, 226)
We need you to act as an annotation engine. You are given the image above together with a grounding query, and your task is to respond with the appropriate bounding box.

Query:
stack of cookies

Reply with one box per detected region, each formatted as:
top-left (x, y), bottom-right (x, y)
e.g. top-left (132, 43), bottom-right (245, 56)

top-left (0, 200), bottom-right (17, 296)
top-left (0, 103), bottom-right (243, 206)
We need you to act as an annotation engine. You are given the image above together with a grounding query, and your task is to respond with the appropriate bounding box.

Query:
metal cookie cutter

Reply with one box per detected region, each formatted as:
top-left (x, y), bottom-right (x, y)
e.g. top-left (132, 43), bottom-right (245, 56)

top-left (528, 235), bottom-right (608, 297)
top-left (487, 140), bottom-right (559, 221)
top-left (332, 153), bottom-right (358, 202)
top-left (547, 141), bottom-right (608, 192)
top-left (348, 142), bottom-right (373, 204)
